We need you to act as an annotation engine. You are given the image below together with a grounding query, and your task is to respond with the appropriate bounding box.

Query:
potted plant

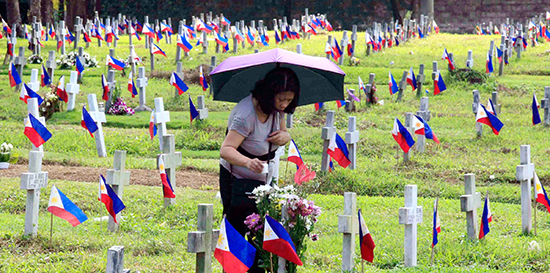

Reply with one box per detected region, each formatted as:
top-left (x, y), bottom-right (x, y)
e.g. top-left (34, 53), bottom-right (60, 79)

top-left (0, 142), bottom-right (14, 169)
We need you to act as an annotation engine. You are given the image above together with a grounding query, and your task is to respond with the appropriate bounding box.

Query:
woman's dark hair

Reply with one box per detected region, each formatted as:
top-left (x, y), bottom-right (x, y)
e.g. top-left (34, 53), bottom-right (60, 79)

top-left (251, 66), bottom-right (300, 115)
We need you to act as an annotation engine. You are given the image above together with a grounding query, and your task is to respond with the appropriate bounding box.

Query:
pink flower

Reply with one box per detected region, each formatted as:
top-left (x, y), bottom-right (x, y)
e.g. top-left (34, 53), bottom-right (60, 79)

top-left (244, 213), bottom-right (262, 232)
top-left (310, 234), bottom-right (319, 241)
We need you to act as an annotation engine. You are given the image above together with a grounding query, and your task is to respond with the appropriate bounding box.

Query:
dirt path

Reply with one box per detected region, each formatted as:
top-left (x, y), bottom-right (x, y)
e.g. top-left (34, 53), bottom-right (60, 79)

top-left (0, 164), bottom-right (219, 190)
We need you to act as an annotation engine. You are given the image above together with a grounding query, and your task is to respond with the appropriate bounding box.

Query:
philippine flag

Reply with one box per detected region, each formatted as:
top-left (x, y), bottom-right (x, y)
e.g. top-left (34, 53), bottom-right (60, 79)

top-left (177, 34), bottom-right (193, 52)
top-left (358, 76), bottom-right (366, 95)
top-left (47, 185), bottom-right (88, 227)
top-left (9, 62), bottom-right (22, 88)
top-left (128, 73), bottom-right (138, 98)
top-left (442, 48), bottom-right (455, 70)
top-left (497, 47), bottom-right (503, 63)
top-left (2, 18), bottom-right (12, 35)
top-left (142, 24), bottom-right (156, 39)
top-left (199, 66), bottom-right (208, 91)
top-left (406, 67), bottom-right (417, 91)
top-left (83, 31), bottom-right (92, 43)
top-left (388, 71), bottom-right (399, 95)
top-left (161, 22), bottom-right (173, 34)
top-left (315, 102), bottom-right (324, 111)
top-left (327, 132), bottom-right (351, 168)
top-left (532, 93), bottom-right (541, 125)
top-left (325, 41), bottom-right (332, 55)
top-left (487, 99), bottom-right (497, 116)
top-left (358, 209), bottom-right (376, 262)
top-left (221, 16), bottom-right (231, 26)
top-left (41, 65), bottom-right (51, 87)
top-left (170, 72), bottom-right (189, 95)
top-left (434, 20), bottom-right (440, 33)
top-left (274, 29), bottom-right (281, 44)
top-left (81, 106), bottom-right (98, 137)
top-left (478, 193), bottom-right (492, 239)
top-left (534, 172), bottom-right (550, 213)
top-left (98, 175), bottom-right (126, 224)
top-left (413, 115), bottom-right (440, 144)
top-left (347, 43), bottom-right (354, 57)
top-left (233, 27), bottom-right (245, 43)
top-left (336, 100), bottom-right (346, 109)
top-left (486, 52), bottom-right (494, 73)
top-left (331, 38), bottom-right (342, 61)
top-left (476, 104), bottom-right (504, 135)
top-left (432, 198), bottom-right (441, 247)
top-left (287, 139), bottom-right (304, 169)
top-left (214, 217), bottom-right (256, 273)
top-left (151, 43), bottom-right (167, 57)
top-left (21, 83), bottom-right (44, 105)
top-left (263, 215), bottom-right (303, 266)
top-left (215, 32), bottom-right (229, 47)
top-left (130, 25), bottom-right (141, 40)
top-left (101, 74), bottom-right (110, 101)
top-left (158, 156), bottom-right (175, 198)
top-left (433, 72), bottom-right (447, 95)
top-left (149, 109), bottom-right (157, 140)
top-left (76, 56), bottom-right (85, 75)
top-left (105, 26), bottom-right (114, 42)
top-left (391, 118), bottom-right (415, 153)
top-left (56, 76), bottom-right (68, 103)
top-left (106, 55), bottom-right (126, 71)
top-left (246, 28), bottom-right (255, 45)
top-left (196, 19), bottom-right (213, 33)
top-left (189, 96), bottom-right (199, 124)
top-left (24, 113), bottom-right (52, 147)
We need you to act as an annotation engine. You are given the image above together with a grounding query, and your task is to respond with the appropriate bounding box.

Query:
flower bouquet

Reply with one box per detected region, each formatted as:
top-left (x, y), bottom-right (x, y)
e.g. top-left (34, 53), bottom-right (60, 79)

top-left (107, 85), bottom-right (135, 116)
top-left (245, 184), bottom-right (321, 272)
top-left (0, 142), bottom-right (14, 169)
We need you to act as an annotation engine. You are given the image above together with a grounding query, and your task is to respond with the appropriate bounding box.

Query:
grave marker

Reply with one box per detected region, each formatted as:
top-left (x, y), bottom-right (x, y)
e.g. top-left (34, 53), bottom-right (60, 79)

top-left (77, 47), bottom-right (85, 83)
top-left (296, 44), bottom-right (302, 54)
top-left (87, 94), bottom-right (107, 157)
top-left (472, 89), bottom-right (483, 136)
top-left (59, 21), bottom-right (66, 55)
top-left (399, 185), bottom-right (423, 267)
top-left (339, 31), bottom-right (348, 66)
top-left (466, 50), bottom-right (474, 68)
top-left (350, 25), bottom-right (357, 58)
top-left (403, 113), bottom-right (415, 162)
top-left (516, 145), bottom-right (534, 234)
top-left (28, 69), bottom-right (40, 93)
top-left (153, 98), bottom-right (170, 151)
top-left (74, 17), bottom-right (81, 50)
top-left (106, 246), bottom-right (129, 273)
top-left (174, 62), bottom-right (184, 97)
top-left (144, 16), bottom-right (150, 49)
top-left (397, 71), bottom-right (408, 102)
top-left (346, 89), bottom-right (356, 112)
top-left (201, 32), bottom-right (208, 54)
top-left (432, 61), bottom-right (438, 81)
top-left (447, 52), bottom-right (455, 72)
top-left (498, 44), bottom-right (505, 76)
top-left (157, 135), bottom-right (182, 207)
top-left (134, 67), bottom-right (151, 112)
top-left (321, 111), bottom-right (335, 171)
top-left (128, 45), bottom-right (137, 77)
top-left (105, 70), bottom-right (116, 113)
top-left (45, 51), bottom-right (56, 80)
top-left (187, 204), bottom-right (221, 273)
top-left (345, 117), bottom-right (359, 170)
top-left (197, 95), bottom-right (208, 120)
top-left (326, 35), bottom-right (332, 59)
top-left (417, 97), bottom-right (431, 121)
top-left (460, 174), bottom-right (481, 239)
top-left (365, 73), bottom-right (376, 105)
top-left (65, 71), bottom-right (80, 111)
top-left (21, 98), bottom-right (49, 237)
top-left (106, 150), bottom-right (131, 231)
top-left (14, 46), bottom-right (26, 92)
top-left (492, 91), bottom-right (501, 115)
top-left (541, 87), bottom-right (550, 126)
top-left (338, 192), bottom-right (358, 272)
top-left (416, 64), bottom-right (425, 97)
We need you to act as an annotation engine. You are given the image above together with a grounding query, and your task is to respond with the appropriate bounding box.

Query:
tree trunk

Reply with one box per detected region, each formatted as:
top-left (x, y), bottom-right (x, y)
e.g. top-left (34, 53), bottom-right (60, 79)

top-left (29, 0), bottom-right (42, 23)
top-left (59, 0), bottom-right (65, 21)
top-left (6, 0), bottom-right (23, 37)
top-left (66, 0), bottom-right (74, 28)
top-left (41, 0), bottom-right (53, 25)
top-left (390, 0), bottom-right (403, 24)
top-left (95, 0), bottom-right (101, 17)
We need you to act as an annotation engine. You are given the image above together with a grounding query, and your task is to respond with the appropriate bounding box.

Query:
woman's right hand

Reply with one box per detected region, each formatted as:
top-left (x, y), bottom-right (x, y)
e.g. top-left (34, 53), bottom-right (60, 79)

top-left (246, 158), bottom-right (265, 173)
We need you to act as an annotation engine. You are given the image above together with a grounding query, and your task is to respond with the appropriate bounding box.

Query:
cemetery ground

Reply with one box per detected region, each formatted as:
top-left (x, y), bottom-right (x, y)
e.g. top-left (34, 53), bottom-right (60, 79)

top-left (1, 31), bottom-right (550, 271)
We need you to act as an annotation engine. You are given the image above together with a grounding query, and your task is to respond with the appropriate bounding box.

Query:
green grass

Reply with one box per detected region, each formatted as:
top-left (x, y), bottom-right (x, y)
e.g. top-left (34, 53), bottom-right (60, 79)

top-left (1, 31), bottom-right (550, 271)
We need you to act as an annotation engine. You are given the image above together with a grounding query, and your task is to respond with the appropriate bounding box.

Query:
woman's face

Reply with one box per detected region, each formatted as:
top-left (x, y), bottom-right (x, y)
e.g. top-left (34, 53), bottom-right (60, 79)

top-left (274, 91), bottom-right (295, 112)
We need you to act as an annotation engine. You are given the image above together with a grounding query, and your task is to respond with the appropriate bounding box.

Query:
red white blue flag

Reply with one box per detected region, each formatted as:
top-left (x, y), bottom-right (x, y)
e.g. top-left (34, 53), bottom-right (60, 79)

top-left (388, 71), bottom-right (399, 95)
top-left (215, 217), bottom-right (256, 273)
top-left (21, 83), bottom-right (44, 105)
top-left (533, 93), bottom-right (541, 125)
top-left (476, 104), bottom-right (504, 135)
top-left (81, 106), bottom-right (98, 137)
top-left (128, 73), bottom-right (138, 98)
top-left (149, 110), bottom-right (157, 140)
top-left (170, 72), bottom-right (189, 95)
top-left (151, 43), bottom-right (167, 57)
top-left (534, 172), bottom-right (550, 213)
top-left (432, 198), bottom-right (441, 247)
top-left (406, 67), bottom-right (417, 91)
top-left (24, 113), bottom-right (52, 147)
top-left (106, 55), bottom-right (126, 71)
top-left (392, 118), bottom-right (415, 153)
top-left (9, 62), bottom-right (21, 88)
top-left (479, 193), bottom-right (492, 239)
top-left (358, 209), bottom-right (375, 262)
top-left (327, 132), bottom-right (351, 168)
top-left (189, 96), bottom-right (199, 124)
top-left (263, 215), bottom-right (303, 266)
top-left (177, 34), bottom-right (193, 52)
top-left (56, 76), bottom-right (68, 103)
top-left (47, 185), bottom-right (88, 227)
top-left (413, 115), bottom-right (440, 144)
top-left (158, 156), bottom-right (175, 198)
top-left (287, 139), bottom-right (304, 169)
top-left (433, 72), bottom-right (446, 95)
top-left (200, 66), bottom-right (208, 91)
top-left (101, 74), bottom-right (109, 101)
top-left (442, 48), bottom-right (455, 70)
top-left (98, 175), bottom-right (126, 224)
top-left (41, 65), bottom-right (51, 87)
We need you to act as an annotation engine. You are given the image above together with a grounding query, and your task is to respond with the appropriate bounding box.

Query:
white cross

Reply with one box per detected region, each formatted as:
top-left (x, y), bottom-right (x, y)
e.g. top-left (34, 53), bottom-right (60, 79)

top-left (516, 145), bottom-right (534, 234)
top-left (187, 204), bottom-right (220, 273)
top-left (45, 50), bottom-right (56, 79)
top-left (157, 135), bottom-right (181, 207)
top-left (20, 148), bottom-right (48, 237)
top-left (338, 192), bottom-right (358, 271)
top-left (399, 185), bottom-right (423, 267)
top-left (153, 98), bottom-right (170, 151)
top-left (24, 98), bottom-right (45, 153)
top-left (66, 71), bottom-right (80, 111)
top-left (134, 67), bottom-right (151, 112)
top-left (345, 117), bottom-right (359, 170)
top-left (27, 69), bottom-right (40, 93)
top-left (105, 150), bottom-right (131, 232)
top-left (460, 174), bottom-right (481, 239)
top-left (321, 111), bottom-right (335, 171)
top-left (197, 95), bottom-right (208, 120)
top-left (87, 94), bottom-right (107, 157)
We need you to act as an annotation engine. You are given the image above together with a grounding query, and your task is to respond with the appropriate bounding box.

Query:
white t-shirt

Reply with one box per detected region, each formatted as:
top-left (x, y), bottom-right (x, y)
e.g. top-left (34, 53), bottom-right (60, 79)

top-left (220, 95), bottom-right (282, 183)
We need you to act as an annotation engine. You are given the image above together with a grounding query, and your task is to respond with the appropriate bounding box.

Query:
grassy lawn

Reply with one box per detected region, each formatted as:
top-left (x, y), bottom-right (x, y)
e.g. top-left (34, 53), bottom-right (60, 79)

top-left (1, 29), bottom-right (550, 271)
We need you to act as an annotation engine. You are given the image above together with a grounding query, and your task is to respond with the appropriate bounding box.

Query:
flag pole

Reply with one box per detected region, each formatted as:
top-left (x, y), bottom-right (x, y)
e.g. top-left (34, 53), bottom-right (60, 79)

top-left (534, 191), bottom-right (537, 236)
top-left (361, 259), bottom-right (364, 273)
top-left (431, 196), bottom-right (439, 266)
top-left (270, 253), bottom-right (274, 273)
top-left (50, 213), bottom-right (53, 246)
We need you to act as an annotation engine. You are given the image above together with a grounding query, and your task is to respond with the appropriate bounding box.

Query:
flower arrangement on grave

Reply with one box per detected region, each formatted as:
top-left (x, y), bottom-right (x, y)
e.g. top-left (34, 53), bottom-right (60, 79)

top-left (0, 142), bottom-right (13, 162)
top-left (245, 184), bottom-right (322, 272)
top-left (27, 54), bottom-right (44, 64)
top-left (39, 86), bottom-right (63, 120)
top-left (56, 51), bottom-right (99, 69)
top-left (108, 85), bottom-right (135, 116)
top-left (349, 56), bottom-right (360, 66)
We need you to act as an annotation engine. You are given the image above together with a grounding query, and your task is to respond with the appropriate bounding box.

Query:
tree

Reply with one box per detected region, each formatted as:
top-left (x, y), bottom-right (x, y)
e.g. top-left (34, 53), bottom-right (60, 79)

top-left (6, 0), bottom-right (23, 36)
top-left (41, 0), bottom-right (53, 25)
top-left (29, 0), bottom-right (42, 23)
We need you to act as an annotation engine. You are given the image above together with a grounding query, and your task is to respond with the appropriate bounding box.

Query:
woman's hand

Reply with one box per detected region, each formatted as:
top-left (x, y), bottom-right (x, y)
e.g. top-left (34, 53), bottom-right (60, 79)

top-left (246, 158), bottom-right (265, 173)
top-left (266, 130), bottom-right (290, 146)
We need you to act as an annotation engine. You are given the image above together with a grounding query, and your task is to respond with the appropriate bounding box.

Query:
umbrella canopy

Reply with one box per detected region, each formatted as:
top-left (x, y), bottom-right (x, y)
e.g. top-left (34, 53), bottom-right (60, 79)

top-left (210, 48), bottom-right (346, 106)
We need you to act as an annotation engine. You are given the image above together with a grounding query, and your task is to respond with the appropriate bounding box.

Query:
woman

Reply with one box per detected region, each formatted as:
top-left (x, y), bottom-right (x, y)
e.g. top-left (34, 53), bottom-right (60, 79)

top-left (219, 66), bottom-right (300, 236)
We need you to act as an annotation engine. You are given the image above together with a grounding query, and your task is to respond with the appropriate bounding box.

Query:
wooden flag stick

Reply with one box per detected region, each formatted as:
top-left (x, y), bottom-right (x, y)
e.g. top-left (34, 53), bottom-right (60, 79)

top-left (534, 193), bottom-right (537, 236)
top-left (361, 259), bottom-right (364, 273)
top-left (50, 213), bottom-right (53, 246)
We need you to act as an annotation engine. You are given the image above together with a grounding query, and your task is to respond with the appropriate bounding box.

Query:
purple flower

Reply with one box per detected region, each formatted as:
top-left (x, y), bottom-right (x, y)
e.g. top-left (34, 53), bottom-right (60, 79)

top-left (310, 234), bottom-right (319, 241)
top-left (244, 213), bottom-right (262, 232)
